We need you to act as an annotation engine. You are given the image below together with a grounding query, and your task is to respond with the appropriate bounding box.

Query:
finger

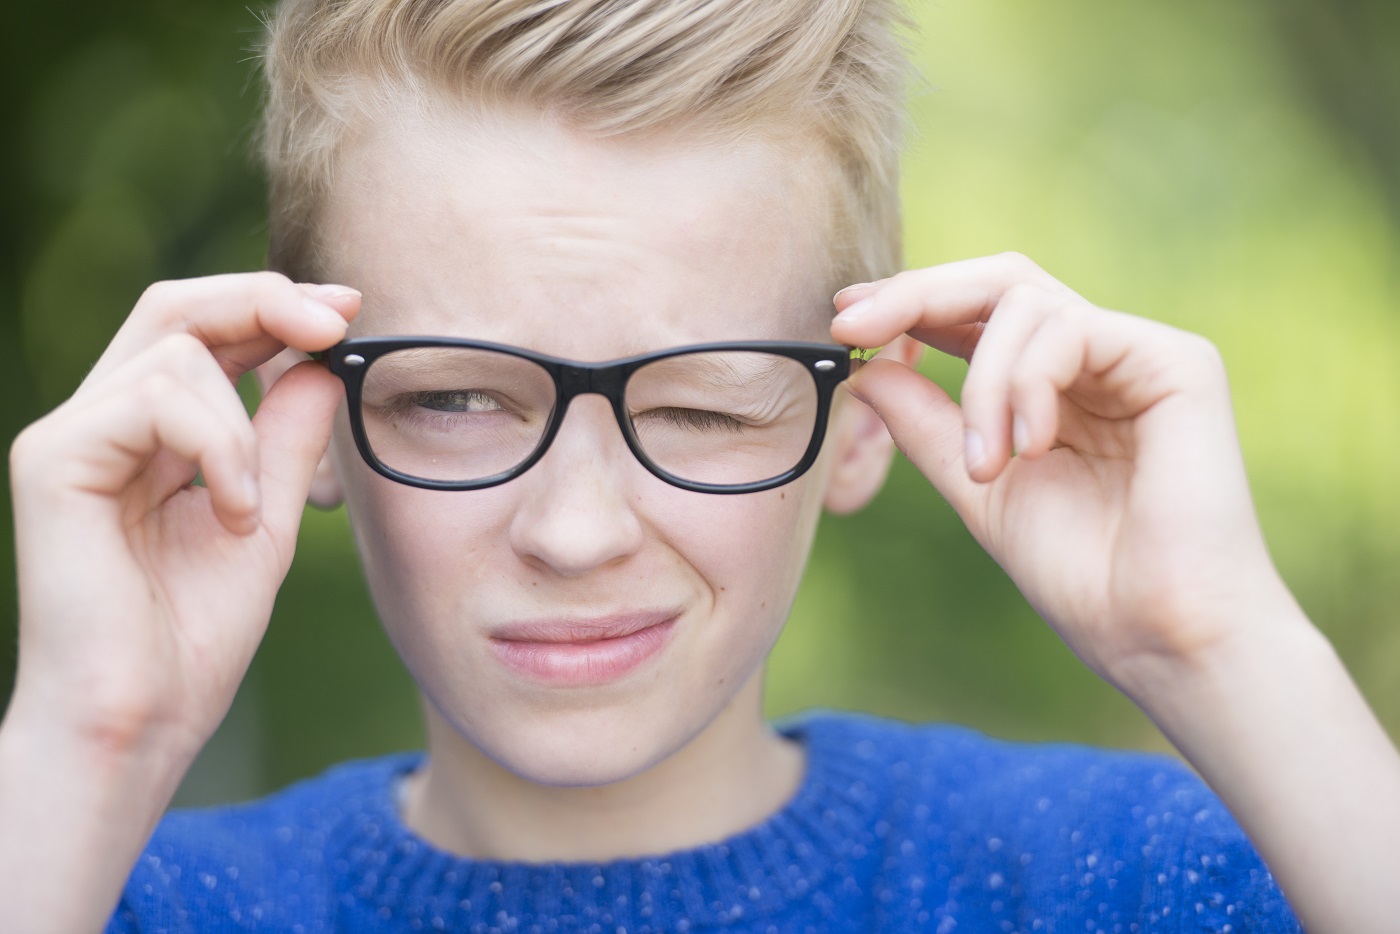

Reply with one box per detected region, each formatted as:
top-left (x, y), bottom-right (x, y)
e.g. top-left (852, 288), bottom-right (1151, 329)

top-left (252, 346), bottom-right (310, 399)
top-left (1005, 308), bottom-right (1093, 460)
top-left (83, 273), bottom-right (360, 391)
top-left (76, 332), bottom-right (262, 495)
top-left (249, 359), bottom-right (343, 546)
top-left (832, 278), bottom-right (890, 312)
top-left (1004, 307), bottom-right (1232, 466)
top-left (958, 283), bottom-right (1067, 479)
top-left (833, 288), bottom-right (984, 360)
top-left (844, 358), bottom-right (983, 521)
top-left (33, 367), bottom-right (262, 536)
top-left (830, 253), bottom-right (1073, 353)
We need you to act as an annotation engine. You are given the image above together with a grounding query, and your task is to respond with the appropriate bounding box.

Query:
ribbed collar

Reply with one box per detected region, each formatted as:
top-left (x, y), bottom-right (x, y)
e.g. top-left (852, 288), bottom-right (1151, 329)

top-left (329, 714), bottom-right (886, 931)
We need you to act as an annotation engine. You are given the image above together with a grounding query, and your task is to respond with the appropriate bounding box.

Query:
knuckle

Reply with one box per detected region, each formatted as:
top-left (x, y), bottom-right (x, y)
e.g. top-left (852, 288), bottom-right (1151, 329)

top-left (998, 282), bottom-right (1048, 314)
top-left (150, 332), bottom-right (222, 381)
top-left (155, 329), bottom-right (207, 357)
top-left (1043, 297), bottom-right (1088, 334)
top-left (1187, 333), bottom-right (1224, 366)
top-left (164, 330), bottom-right (213, 362)
top-left (1007, 367), bottom-right (1039, 401)
top-left (881, 268), bottom-right (924, 305)
top-left (134, 370), bottom-right (180, 409)
top-left (9, 422), bottom-right (54, 480)
top-left (137, 279), bottom-right (180, 307)
top-left (1180, 333), bottom-right (1227, 381)
top-left (996, 251), bottom-right (1041, 277)
top-left (1171, 330), bottom-right (1221, 365)
top-left (134, 279), bottom-right (186, 324)
top-left (247, 270), bottom-right (295, 303)
top-left (888, 268), bottom-right (922, 289)
top-left (252, 269), bottom-right (293, 288)
top-left (9, 412), bottom-right (87, 495)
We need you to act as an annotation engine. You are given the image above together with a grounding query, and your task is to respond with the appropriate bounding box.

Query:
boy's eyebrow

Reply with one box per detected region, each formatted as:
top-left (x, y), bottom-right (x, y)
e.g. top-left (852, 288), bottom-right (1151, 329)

top-left (663, 353), bottom-right (795, 393)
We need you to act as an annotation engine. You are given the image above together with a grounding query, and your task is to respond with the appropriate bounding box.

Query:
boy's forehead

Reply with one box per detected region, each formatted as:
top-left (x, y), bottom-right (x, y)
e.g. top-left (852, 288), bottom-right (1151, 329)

top-left (318, 105), bottom-right (835, 357)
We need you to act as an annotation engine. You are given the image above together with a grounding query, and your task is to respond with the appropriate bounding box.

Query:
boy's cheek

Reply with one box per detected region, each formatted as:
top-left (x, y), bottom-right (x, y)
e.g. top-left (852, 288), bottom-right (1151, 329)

top-left (342, 472), bottom-right (513, 624)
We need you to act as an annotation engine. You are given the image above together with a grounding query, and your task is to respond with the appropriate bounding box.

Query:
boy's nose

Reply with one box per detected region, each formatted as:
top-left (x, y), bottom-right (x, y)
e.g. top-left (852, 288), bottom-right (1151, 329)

top-left (507, 395), bottom-right (645, 577)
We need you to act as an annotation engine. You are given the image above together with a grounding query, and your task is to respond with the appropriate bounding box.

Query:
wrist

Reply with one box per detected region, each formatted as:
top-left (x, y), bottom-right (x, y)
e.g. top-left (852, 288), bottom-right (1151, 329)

top-left (1, 679), bottom-right (199, 807)
top-left (1108, 574), bottom-right (1324, 726)
top-left (0, 697), bottom-right (194, 934)
top-left (1106, 593), bottom-right (1400, 934)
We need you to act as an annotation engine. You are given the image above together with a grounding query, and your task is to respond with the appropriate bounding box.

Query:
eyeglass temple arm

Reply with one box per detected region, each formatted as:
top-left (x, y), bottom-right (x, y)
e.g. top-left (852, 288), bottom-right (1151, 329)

top-left (847, 345), bottom-right (880, 375)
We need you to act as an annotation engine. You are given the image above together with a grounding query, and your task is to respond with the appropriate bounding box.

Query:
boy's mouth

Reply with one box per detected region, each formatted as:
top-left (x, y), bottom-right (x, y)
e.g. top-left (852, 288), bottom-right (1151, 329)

top-left (487, 611), bottom-right (680, 686)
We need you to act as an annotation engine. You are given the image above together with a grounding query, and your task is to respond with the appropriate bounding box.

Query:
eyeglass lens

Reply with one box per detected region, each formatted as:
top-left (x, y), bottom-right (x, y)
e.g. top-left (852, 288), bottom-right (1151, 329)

top-left (357, 347), bottom-right (819, 487)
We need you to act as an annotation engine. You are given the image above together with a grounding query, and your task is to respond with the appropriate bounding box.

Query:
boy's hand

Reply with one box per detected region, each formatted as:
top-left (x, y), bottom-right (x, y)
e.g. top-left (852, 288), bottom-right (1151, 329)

top-left (0, 272), bottom-right (358, 932)
top-left (832, 253), bottom-right (1400, 934)
top-left (6, 272), bottom-right (357, 765)
top-left (831, 253), bottom-right (1295, 699)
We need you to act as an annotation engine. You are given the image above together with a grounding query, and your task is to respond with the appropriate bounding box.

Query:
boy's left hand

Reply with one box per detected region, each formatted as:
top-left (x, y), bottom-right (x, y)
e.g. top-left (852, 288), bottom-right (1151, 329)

top-left (830, 253), bottom-right (1299, 700)
top-left (833, 253), bottom-right (1400, 934)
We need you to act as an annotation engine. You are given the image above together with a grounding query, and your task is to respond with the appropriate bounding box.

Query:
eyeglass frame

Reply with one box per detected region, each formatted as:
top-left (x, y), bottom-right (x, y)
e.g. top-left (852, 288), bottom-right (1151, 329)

top-left (319, 337), bottom-right (858, 495)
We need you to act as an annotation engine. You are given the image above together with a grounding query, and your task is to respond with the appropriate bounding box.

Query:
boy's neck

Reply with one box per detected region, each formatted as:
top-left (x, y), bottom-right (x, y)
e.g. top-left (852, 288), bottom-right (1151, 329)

top-left (399, 674), bottom-right (805, 863)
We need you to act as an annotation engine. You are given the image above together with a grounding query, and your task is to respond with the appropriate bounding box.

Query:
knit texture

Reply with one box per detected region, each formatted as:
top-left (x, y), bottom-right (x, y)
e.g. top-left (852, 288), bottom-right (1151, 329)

top-left (106, 711), bottom-right (1301, 932)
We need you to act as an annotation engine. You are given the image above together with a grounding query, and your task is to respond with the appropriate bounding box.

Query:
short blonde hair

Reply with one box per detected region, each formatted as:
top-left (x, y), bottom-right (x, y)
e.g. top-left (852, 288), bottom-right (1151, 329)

top-left (259, 0), bottom-right (912, 292)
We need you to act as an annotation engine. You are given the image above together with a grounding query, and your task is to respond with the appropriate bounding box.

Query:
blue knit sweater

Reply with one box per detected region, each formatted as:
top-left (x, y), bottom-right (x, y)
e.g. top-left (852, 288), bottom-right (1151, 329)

top-left (105, 712), bottom-right (1300, 932)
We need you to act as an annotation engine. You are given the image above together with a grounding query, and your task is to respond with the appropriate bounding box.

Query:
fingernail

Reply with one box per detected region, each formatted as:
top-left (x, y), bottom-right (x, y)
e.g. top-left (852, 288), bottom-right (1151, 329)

top-left (964, 428), bottom-right (986, 472)
top-left (242, 472), bottom-right (261, 512)
top-left (835, 297), bottom-right (874, 323)
top-left (303, 296), bottom-right (347, 329)
top-left (1012, 414), bottom-right (1030, 455)
top-left (834, 283), bottom-right (872, 302)
top-left (306, 283), bottom-right (361, 302)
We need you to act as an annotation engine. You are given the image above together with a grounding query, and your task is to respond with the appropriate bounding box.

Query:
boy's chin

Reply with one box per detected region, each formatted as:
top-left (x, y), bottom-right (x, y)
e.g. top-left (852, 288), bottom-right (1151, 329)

top-left (457, 701), bottom-right (713, 789)
top-left (496, 744), bottom-right (661, 789)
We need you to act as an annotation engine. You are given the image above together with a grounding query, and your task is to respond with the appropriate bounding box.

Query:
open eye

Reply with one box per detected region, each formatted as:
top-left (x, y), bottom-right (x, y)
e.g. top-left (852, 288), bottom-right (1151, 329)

top-left (407, 390), bottom-right (504, 414)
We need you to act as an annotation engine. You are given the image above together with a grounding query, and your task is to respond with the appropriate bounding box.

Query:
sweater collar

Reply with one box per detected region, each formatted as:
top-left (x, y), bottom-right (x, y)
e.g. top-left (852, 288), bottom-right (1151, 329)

top-left (333, 713), bottom-right (885, 931)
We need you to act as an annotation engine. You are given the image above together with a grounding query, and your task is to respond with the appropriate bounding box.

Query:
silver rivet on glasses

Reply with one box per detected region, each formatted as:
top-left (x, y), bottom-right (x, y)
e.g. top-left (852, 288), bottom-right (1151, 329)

top-left (344, 354), bottom-right (366, 367)
top-left (814, 360), bottom-right (836, 372)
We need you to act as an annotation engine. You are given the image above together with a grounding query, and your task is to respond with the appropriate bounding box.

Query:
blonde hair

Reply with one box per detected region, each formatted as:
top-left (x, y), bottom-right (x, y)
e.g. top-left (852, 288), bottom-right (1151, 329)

top-left (259, 0), bottom-right (912, 291)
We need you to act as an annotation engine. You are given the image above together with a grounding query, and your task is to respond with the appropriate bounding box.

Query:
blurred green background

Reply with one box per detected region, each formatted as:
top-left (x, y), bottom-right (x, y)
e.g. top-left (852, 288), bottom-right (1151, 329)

top-left (2, 0), bottom-right (1398, 805)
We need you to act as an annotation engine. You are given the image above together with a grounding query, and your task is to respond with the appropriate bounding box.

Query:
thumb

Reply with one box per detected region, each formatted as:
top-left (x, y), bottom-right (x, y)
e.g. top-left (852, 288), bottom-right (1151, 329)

top-left (847, 358), bottom-right (983, 520)
top-left (251, 360), bottom-right (344, 544)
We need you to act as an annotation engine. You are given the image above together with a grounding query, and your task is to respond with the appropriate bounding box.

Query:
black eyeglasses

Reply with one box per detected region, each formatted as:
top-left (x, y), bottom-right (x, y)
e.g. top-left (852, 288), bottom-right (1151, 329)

top-left (321, 338), bottom-right (855, 494)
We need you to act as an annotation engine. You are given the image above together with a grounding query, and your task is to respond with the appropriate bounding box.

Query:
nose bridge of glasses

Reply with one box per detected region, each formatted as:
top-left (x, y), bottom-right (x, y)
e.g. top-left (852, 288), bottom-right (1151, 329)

top-left (555, 361), bottom-right (627, 401)
top-left (548, 361), bottom-right (635, 445)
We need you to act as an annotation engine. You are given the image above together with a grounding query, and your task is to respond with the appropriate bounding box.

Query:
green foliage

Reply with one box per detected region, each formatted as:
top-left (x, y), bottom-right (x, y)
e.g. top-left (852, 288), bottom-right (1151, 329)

top-left (2, 0), bottom-right (1397, 804)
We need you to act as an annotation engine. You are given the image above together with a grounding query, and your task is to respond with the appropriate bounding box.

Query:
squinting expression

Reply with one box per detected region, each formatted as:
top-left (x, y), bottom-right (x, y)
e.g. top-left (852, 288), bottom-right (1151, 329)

top-left (316, 104), bottom-right (856, 786)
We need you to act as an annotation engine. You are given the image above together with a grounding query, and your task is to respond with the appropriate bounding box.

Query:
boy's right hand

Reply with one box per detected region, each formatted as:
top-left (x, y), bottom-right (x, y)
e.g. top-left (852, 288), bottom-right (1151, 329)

top-left (5, 271), bottom-right (358, 772)
top-left (0, 273), bottom-right (358, 932)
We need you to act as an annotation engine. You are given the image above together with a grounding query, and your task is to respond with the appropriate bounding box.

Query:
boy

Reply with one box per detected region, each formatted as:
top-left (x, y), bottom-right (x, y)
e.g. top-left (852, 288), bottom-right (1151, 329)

top-left (2, 0), bottom-right (1398, 930)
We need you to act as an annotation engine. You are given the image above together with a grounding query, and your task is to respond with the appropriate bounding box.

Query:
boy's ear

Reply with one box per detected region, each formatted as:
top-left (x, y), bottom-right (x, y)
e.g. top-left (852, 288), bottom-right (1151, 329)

top-left (821, 336), bottom-right (923, 515)
top-left (253, 349), bottom-right (345, 509)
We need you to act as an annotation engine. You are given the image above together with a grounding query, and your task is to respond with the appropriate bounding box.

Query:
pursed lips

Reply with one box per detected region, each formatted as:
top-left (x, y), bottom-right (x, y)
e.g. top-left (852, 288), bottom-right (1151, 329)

top-left (487, 610), bottom-right (681, 685)
top-left (489, 609), bottom-right (680, 644)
